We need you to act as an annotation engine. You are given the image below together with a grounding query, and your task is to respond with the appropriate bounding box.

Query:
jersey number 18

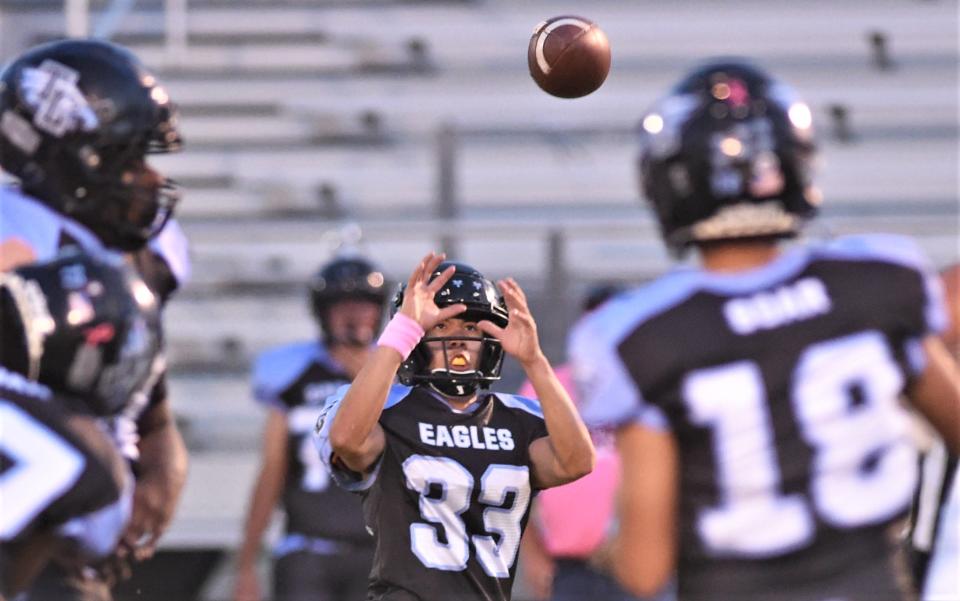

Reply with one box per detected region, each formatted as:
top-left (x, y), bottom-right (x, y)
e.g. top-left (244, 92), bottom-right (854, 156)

top-left (684, 330), bottom-right (915, 556)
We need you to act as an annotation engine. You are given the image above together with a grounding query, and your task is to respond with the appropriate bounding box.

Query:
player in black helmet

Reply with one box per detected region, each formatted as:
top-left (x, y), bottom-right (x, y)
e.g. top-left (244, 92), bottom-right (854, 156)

top-left (0, 248), bottom-right (162, 597)
top-left (0, 38), bottom-right (182, 255)
top-left (571, 58), bottom-right (960, 601)
top-left (234, 255), bottom-right (390, 601)
top-left (0, 38), bottom-right (190, 601)
top-left (315, 252), bottom-right (595, 601)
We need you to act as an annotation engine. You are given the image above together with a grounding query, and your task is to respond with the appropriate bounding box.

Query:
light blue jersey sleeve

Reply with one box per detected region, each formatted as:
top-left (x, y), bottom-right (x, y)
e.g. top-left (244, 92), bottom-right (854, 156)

top-left (1, 189), bottom-right (73, 259)
top-left (250, 342), bottom-right (319, 410)
top-left (569, 281), bottom-right (698, 433)
top-left (313, 383), bottom-right (410, 492)
top-left (0, 188), bottom-right (109, 260)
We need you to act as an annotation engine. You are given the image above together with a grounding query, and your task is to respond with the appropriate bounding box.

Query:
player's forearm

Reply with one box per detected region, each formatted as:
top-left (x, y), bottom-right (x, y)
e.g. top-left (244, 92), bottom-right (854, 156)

top-left (236, 469), bottom-right (284, 567)
top-left (523, 354), bottom-right (595, 479)
top-left (912, 336), bottom-right (960, 454)
top-left (136, 414), bottom-right (188, 501)
top-left (328, 346), bottom-right (398, 464)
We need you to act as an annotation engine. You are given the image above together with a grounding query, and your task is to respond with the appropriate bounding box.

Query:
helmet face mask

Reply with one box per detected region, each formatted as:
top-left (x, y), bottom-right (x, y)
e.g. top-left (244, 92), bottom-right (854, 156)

top-left (0, 40), bottom-right (183, 251)
top-left (637, 59), bottom-right (820, 256)
top-left (0, 247), bottom-right (163, 416)
top-left (395, 262), bottom-right (508, 398)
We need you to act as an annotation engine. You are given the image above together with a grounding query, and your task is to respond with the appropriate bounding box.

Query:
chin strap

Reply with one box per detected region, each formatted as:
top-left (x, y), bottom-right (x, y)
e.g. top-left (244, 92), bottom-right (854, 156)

top-left (427, 369), bottom-right (480, 398)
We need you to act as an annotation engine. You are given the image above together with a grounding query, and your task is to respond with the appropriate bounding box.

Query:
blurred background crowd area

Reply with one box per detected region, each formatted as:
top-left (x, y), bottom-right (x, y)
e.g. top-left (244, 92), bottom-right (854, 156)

top-left (0, 0), bottom-right (957, 598)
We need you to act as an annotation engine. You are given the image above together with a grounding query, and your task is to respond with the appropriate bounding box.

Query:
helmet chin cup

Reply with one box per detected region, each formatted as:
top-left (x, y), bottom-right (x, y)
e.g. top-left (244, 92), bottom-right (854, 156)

top-left (428, 369), bottom-right (481, 398)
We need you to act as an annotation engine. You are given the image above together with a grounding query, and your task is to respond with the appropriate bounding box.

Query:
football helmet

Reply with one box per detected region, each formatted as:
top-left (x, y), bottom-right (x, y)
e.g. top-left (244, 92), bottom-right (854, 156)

top-left (309, 255), bottom-right (389, 346)
top-left (0, 247), bottom-right (162, 416)
top-left (637, 58), bottom-right (819, 255)
top-left (394, 261), bottom-right (508, 398)
top-left (0, 39), bottom-right (183, 251)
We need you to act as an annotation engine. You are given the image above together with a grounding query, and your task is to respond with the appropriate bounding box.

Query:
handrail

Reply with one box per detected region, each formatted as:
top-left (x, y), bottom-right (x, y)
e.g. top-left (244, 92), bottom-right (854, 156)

top-left (93, 0), bottom-right (137, 39)
top-left (64, 0), bottom-right (89, 37)
top-left (63, 0), bottom-right (187, 63)
top-left (165, 0), bottom-right (188, 65)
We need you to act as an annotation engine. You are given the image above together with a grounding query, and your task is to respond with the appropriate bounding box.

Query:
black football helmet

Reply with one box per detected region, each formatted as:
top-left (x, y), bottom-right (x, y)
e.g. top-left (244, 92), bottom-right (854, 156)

top-left (0, 39), bottom-right (183, 251)
top-left (394, 261), bottom-right (509, 398)
top-left (637, 58), bottom-right (819, 255)
top-left (309, 255), bottom-right (389, 346)
top-left (0, 247), bottom-right (162, 416)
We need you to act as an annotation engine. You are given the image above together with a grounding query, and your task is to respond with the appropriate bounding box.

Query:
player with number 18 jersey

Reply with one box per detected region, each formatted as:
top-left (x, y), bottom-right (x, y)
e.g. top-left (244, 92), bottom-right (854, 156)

top-left (571, 59), bottom-right (960, 601)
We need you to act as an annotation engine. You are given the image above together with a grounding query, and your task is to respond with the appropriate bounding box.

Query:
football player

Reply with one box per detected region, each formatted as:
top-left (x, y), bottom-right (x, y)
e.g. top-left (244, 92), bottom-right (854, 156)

top-left (0, 39), bottom-right (189, 600)
top-left (233, 255), bottom-right (389, 601)
top-left (315, 253), bottom-right (595, 601)
top-left (0, 249), bottom-right (162, 597)
top-left (570, 59), bottom-right (960, 601)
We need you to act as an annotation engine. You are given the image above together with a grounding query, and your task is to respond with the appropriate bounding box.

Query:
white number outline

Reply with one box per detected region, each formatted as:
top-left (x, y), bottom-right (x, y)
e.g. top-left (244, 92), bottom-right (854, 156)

top-left (402, 454), bottom-right (531, 576)
top-left (684, 330), bottom-right (913, 556)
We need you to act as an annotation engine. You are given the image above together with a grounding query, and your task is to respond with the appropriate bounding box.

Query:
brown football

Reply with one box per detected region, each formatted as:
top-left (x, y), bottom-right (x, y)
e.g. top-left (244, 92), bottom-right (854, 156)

top-left (528, 15), bottom-right (611, 99)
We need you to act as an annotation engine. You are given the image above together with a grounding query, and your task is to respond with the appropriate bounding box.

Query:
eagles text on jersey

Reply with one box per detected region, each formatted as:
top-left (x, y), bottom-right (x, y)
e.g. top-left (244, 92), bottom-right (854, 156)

top-left (316, 385), bottom-right (548, 601)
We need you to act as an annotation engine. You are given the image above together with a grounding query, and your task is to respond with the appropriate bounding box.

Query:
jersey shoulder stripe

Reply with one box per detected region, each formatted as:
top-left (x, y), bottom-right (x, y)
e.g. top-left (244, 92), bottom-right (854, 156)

top-left (0, 188), bottom-right (106, 260)
top-left (817, 233), bottom-right (933, 272)
top-left (492, 392), bottom-right (544, 419)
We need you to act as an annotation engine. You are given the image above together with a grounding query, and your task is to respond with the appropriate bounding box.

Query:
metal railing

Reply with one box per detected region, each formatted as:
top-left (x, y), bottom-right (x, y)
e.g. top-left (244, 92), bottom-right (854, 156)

top-left (63, 0), bottom-right (188, 64)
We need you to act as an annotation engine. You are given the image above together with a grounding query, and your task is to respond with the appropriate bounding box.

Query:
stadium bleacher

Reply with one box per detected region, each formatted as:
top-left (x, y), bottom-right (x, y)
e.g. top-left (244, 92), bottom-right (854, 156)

top-left (0, 0), bottom-right (956, 598)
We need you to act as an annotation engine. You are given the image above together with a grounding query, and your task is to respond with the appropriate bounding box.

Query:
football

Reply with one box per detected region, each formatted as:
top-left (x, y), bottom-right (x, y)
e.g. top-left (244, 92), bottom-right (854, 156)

top-left (528, 15), bottom-right (611, 99)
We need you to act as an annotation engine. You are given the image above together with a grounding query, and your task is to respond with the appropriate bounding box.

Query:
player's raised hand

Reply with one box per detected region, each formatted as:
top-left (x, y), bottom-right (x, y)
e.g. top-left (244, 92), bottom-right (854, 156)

top-left (399, 252), bottom-right (466, 331)
top-left (478, 278), bottom-right (544, 366)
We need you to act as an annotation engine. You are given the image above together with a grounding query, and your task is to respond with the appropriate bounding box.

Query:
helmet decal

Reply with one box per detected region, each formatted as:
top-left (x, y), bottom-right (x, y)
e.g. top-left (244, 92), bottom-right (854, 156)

top-left (0, 248), bottom-right (162, 416)
top-left (394, 262), bottom-right (508, 397)
top-left (20, 60), bottom-right (99, 137)
top-left (0, 40), bottom-right (185, 250)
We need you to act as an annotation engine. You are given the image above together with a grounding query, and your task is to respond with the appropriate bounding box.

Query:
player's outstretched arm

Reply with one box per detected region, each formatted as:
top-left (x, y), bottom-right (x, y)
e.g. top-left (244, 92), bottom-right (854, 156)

top-left (478, 278), bottom-right (595, 489)
top-left (330, 252), bottom-right (465, 473)
top-left (612, 423), bottom-right (678, 598)
top-left (233, 409), bottom-right (288, 601)
top-left (121, 393), bottom-right (188, 562)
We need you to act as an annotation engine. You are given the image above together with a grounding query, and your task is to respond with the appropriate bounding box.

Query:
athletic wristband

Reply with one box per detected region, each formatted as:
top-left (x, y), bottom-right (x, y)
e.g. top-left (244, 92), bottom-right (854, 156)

top-left (377, 313), bottom-right (425, 360)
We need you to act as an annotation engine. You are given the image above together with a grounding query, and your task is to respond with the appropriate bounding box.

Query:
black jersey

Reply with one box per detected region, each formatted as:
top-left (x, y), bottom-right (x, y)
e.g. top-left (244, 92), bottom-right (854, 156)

top-left (317, 384), bottom-right (549, 601)
top-left (572, 234), bottom-right (947, 600)
top-left (0, 368), bottom-right (121, 545)
top-left (253, 341), bottom-right (369, 546)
